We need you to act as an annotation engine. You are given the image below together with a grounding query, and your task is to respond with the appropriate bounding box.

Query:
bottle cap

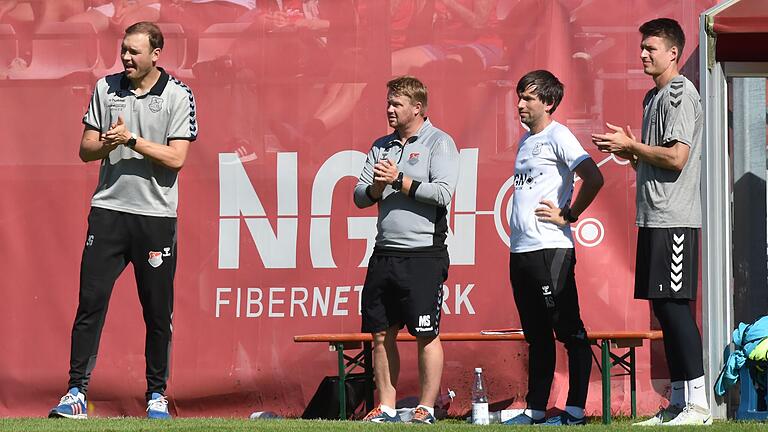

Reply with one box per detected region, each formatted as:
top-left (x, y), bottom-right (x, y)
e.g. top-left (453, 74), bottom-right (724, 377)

top-left (475, 367), bottom-right (482, 373)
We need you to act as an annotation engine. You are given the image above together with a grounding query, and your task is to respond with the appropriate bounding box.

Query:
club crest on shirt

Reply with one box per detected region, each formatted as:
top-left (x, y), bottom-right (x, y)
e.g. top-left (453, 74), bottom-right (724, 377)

top-left (408, 152), bottom-right (420, 165)
top-left (149, 96), bottom-right (163, 113)
top-left (148, 251), bottom-right (163, 268)
top-left (532, 142), bottom-right (543, 155)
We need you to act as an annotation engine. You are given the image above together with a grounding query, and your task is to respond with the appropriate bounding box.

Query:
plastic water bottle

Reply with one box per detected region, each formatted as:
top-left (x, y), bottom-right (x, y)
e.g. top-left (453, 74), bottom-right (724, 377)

top-left (467, 409), bottom-right (525, 424)
top-left (489, 409), bottom-right (523, 423)
top-left (471, 367), bottom-right (489, 425)
top-left (249, 411), bottom-right (281, 420)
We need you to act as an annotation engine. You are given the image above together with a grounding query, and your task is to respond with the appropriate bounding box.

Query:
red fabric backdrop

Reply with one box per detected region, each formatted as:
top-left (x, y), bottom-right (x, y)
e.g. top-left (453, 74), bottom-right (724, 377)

top-left (0, 0), bottom-right (715, 418)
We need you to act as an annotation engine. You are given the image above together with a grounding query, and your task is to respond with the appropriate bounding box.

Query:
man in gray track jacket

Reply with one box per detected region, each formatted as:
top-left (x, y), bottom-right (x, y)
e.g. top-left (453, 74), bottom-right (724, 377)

top-left (353, 76), bottom-right (459, 425)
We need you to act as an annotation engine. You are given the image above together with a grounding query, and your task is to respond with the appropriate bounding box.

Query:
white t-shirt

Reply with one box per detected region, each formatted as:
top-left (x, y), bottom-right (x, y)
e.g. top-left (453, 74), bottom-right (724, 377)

top-left (508, 121), bottom-right (589, 253)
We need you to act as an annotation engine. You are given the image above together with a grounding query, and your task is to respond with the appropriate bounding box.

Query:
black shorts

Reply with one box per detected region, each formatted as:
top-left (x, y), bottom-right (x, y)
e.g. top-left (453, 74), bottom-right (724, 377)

top-left (361, 254), bottom-right (449, 337)
top-left (635, 227), bottom-right (699, 300)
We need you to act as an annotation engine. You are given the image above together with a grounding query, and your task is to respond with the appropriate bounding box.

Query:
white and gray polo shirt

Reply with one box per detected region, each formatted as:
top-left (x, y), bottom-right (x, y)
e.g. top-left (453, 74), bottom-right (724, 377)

top-left (83, 68), bottom-right (197, 218)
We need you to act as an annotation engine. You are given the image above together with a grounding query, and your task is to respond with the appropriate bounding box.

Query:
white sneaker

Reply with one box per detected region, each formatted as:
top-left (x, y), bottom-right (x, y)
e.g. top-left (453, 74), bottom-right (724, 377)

top-left (632, 404), bottom-right (683, 426)
top-left (663, 403), bottom-right (712, 426)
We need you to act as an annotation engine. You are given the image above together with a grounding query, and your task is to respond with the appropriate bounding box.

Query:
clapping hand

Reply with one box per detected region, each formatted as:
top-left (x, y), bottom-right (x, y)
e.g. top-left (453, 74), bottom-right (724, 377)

top-left (104, 116), bottom-right (130, 146)
top-left (591, 122), bottom-right (637, 160)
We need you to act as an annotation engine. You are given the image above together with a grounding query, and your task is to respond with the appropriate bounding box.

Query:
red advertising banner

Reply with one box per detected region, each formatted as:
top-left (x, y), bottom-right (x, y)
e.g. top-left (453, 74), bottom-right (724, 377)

top-left (1, 0), bottom-right (715, 418)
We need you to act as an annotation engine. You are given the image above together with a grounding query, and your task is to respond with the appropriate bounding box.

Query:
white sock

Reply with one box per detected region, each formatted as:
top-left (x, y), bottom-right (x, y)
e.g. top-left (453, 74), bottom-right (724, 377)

top-left (686, 376), bottom-right (709, 410)
top-left (416, 404), bottom-right (434, 416)
top-left (670, 380), bottom-right (686, 407)
top-left (565, 406), bottom-right (584, 418)
top-left (523, 409), bottom-right (546, 420)
top-left (380, 404), bottom-right (396, 416)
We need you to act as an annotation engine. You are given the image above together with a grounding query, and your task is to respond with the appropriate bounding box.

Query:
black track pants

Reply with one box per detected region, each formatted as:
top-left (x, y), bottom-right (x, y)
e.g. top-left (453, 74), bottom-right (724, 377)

top-left (510, 249), bottom-right (592, 410)
top-left (67, 207), bottom-right (176, 400)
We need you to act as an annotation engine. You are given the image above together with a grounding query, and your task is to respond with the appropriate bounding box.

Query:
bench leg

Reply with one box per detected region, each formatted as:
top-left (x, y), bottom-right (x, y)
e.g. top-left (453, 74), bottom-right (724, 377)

top-left (630, 346), bottom-right (637, 418)
top-left (601, 339), bottom-right (611, 425)
top-left (335, 343), bottom-right (347, 420)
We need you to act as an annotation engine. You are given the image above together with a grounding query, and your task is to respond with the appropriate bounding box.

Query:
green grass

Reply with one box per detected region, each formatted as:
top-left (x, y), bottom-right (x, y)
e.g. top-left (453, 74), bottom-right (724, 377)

top-left (0, 418), bottom-right (766, 431)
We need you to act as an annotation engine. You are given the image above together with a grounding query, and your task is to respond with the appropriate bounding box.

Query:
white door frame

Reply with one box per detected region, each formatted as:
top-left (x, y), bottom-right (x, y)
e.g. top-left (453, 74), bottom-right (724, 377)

top-left (700, 1), bottom-right (768, 419)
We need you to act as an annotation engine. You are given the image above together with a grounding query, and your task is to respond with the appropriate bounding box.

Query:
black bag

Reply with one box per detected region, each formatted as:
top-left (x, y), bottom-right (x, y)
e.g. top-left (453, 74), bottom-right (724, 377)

top-left (301, 374), bottom-right (371, 419)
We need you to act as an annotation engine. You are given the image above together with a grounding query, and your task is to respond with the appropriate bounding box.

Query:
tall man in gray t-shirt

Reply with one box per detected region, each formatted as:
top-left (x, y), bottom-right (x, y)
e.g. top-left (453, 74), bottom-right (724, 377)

top-left (592, 18), bottom-right (710, 426)
top-left (49, 22), bottom-right (197, 420)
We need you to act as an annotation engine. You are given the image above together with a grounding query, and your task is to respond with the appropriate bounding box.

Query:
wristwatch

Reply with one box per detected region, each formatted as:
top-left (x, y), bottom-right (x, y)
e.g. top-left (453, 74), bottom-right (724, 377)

top-left (392, 172), bottom-right (404, 191)
top-left (126, 132), bottom-right (138, 148)
top-left (564, 207), bottom-right (579, 223)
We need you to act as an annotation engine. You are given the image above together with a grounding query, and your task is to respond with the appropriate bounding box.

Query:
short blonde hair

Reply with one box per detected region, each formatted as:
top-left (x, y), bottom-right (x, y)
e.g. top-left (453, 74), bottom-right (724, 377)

top-left (387, 76), bottom-right (428, 115)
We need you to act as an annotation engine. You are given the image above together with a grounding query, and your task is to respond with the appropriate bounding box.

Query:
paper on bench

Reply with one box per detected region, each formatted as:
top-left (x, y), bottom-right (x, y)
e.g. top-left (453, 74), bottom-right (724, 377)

top-left (480, 328), bottom-right (524, 335)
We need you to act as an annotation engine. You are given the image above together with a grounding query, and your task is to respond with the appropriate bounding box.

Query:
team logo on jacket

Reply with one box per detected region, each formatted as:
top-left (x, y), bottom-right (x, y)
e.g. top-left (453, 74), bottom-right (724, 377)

top-left (532, 142), bottom-right (543, 155)
top-left (408, 152), bottom-right (420, 165)
top-left (149, 96), bottom-right (163, 113)
top-left (148, 251), bottom-right (163, 268)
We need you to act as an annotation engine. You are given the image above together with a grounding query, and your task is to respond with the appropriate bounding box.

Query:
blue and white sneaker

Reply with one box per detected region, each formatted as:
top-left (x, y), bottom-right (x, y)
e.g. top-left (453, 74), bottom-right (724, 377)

top-left (362, 406), bottom-right (400, 423)
top-left (48, 387), bottom-right (87, 419)
top-left (542, 411), bottom-right (587, 426)
top-left (502, 413), bottom-right (545, 425)
top-left (146, 393), bottom-right (171, 419)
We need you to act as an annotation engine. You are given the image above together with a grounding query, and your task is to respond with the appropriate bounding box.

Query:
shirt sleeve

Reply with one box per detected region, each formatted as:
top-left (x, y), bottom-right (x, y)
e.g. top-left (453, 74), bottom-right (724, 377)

top-left (662, 90), bottom-right (698, 148)
top-left (353, 144), bottom-right (381, 208)
top-left (412, 135), bottom-right (460, 207)
top-left (82, 80), bottom-right (103, 131)
top-left (552, 125), bottom-right (589, 171)
top-left (167, 84), bottom-right (198, 142)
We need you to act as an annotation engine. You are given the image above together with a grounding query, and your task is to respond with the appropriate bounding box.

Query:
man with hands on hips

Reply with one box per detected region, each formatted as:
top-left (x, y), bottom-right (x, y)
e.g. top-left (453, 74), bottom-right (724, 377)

top-left (503, 69), bottom-right (603, 426)
top-left (354, 76), bottom-right (459, 425)
top-left (49, 21), bottom-right (197, 421)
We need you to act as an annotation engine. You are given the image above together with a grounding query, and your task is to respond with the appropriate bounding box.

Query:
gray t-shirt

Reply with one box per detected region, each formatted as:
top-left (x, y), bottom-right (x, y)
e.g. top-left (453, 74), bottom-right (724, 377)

top-left (83, 68), bottom-right (198, 217)
top-left (353, 119), bottom-right (460, 254)
top-left (637, 75), bottom-right (702, 228)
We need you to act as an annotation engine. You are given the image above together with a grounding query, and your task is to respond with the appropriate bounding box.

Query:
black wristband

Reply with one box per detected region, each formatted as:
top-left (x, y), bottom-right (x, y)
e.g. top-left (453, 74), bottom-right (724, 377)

top-left (408, 180), bottom-right (421, 198)
top-left (564, 208), bottom-right (578, 223)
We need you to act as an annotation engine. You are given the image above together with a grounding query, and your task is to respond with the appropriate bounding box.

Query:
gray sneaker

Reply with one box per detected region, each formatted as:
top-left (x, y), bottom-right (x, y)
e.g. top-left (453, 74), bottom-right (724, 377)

top-left (663, 403), bottom-right (712, 426)
top-left (632, 404), bottom-right (684, 426)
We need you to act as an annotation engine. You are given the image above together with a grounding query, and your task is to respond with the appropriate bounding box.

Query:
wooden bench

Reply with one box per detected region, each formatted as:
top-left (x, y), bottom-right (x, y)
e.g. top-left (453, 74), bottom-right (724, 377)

top-left (294, 330), bottom-right (663, 424)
